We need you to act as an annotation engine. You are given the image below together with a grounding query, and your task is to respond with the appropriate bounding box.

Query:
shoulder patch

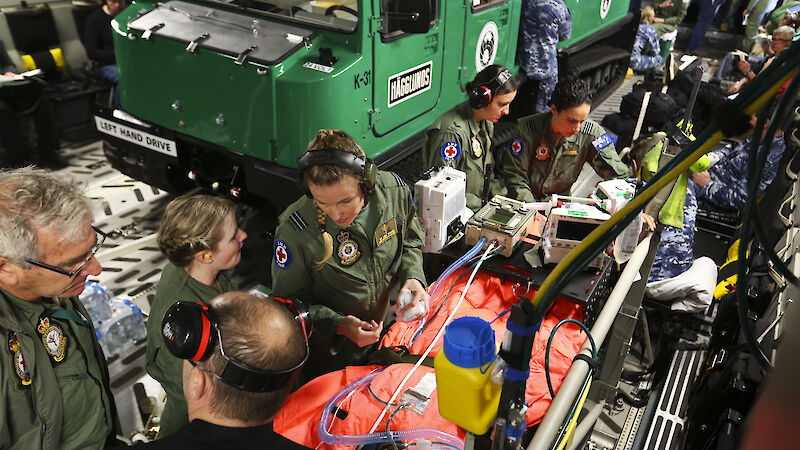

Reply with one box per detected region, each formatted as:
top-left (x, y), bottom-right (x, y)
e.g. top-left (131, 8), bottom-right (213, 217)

top-left (390, 171), bottom-right (407, 188)
top-left (509, 137), bottom-right (525, 157)
top-left (440, 141), bottom-right (461, 162)
top-left (8, 332), bottom-right (31, 390)
top-left (288, 212), bottom-right (308, 231)
top-left (591, 133), bottom-right (613, 151)
top-left (274, 239), bottom-right (293, 270)
top-left (580, 121), bottom-right (595, 135)
top-left (37, 316), bottom-right (67, 364)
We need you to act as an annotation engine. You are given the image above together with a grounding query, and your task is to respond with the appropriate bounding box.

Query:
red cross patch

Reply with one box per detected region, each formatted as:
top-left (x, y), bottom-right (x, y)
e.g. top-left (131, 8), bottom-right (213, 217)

top-left (274, 240), bottom-right (292, 269)
top-left (440, 141), bottom-right (461, 162)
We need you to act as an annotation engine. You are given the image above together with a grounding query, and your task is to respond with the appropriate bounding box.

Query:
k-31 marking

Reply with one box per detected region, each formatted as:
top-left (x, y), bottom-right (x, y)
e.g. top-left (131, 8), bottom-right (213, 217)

top-left (354, 70), bottom-right (372, 89)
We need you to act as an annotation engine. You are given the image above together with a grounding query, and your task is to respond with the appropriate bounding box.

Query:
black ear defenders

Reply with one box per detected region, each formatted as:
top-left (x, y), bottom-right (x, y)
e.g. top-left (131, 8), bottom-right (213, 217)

top-left (161, 298), bottom-right (311, 392)
top-left (297, 148), bottom-right (378, 197)
top-left (468, 68), bottom-right (514, 109)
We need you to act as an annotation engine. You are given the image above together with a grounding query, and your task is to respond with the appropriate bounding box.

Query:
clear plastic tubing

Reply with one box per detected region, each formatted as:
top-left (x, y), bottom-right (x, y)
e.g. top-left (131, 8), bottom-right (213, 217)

top-left (410, 237), bottom-right (486, 345)
top-left (318, 369), bottom-right (465, 449)
top-left (427, 237), bottom-right (486, 308)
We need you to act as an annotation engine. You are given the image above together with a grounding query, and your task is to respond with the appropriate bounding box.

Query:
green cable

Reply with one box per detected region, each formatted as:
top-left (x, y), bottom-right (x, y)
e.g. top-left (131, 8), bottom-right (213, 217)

top-left (386, 402), bottom-right (412, 448)
top-left (736, 68), bottom-right (800, 370)
top-left (752, 213), bottom-right (800, 285)
top-left (544, 319), bottom-right (597, 399)
top-left (530, 44), bottom-right (800, 340)
top-left (429, 442), bottom-right (462, 450)
top-left (368, 382), bottom-right (399, 406)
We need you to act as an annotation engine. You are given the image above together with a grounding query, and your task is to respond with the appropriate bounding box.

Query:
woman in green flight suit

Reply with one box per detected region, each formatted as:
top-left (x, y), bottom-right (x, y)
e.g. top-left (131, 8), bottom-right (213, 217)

top-left (145, 194), bottom-right (247, 437)
top-left (423, 64), bottom-right (519, 211)
top-left (271, 129), bottom-right (428, 382)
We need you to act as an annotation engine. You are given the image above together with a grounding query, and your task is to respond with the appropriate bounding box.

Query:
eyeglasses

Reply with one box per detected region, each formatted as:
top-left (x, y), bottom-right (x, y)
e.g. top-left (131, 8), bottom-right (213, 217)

top-left (773, 37), bottom-right (792, 43)
top-left (25, 226), bottom-right (107, 277)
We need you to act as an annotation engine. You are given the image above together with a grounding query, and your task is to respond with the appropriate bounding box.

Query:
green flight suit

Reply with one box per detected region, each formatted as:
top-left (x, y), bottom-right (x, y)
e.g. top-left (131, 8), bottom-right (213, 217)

top-left (0, 287), bottom-right (117, 450)
top-left (271, 171), bottom-right (426, 380)
top-left (145, 263), bottom-right (234, 437)
top-left (652, 0), bottom-right (690, 37)
top-left (501, 112), bottom-right (629, 202)
top-left (423, 102), bottom-right (503, 211)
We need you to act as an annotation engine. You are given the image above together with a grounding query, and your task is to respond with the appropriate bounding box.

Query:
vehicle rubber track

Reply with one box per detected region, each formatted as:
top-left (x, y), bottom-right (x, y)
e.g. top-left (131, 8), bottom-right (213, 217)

top-left (566, 45), bottom-right (632, 106)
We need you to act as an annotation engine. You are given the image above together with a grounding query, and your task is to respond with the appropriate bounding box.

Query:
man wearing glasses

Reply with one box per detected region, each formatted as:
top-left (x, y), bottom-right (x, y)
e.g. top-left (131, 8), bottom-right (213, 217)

top-left (0, 168), bottom-right (117, 449)
top-left (727, 26), bottom-right (796, 95)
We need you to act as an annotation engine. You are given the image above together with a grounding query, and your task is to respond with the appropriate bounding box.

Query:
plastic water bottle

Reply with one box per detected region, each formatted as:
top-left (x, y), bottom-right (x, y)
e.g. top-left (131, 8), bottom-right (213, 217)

top-left (614, 213), bottom-right (643, 264)
top-left (97, 319), bottom-right (129, 357)
top-left (78, 282), bottom-right (112, 324)
top-left (121, 302), bottom-right (147, 343)
top-left (97, 297), bottom-right (147, 357)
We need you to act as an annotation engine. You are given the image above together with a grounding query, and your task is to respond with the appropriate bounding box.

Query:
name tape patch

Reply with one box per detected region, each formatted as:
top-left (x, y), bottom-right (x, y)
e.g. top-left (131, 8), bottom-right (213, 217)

top-left (388, 61), bottom-right (433, 108)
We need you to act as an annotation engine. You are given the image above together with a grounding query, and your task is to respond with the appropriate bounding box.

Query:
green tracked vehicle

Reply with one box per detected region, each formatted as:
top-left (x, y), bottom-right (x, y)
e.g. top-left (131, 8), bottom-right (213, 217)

top-left (97, 0), bottom-right (636, 209)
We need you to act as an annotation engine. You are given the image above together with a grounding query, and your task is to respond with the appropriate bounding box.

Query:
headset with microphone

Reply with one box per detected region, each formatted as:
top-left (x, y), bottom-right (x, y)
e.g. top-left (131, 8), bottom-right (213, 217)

top-left (297, 148), bottom-right (378, 196)
top-left (468, 68), bottom-right (514, 110)
top-left (161, 298), bottom-right (311, 392)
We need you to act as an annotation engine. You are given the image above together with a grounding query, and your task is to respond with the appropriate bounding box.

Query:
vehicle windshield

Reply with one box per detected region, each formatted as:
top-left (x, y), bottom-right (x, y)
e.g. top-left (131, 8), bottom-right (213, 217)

top-left (207, 0), bottom-right (359, 32)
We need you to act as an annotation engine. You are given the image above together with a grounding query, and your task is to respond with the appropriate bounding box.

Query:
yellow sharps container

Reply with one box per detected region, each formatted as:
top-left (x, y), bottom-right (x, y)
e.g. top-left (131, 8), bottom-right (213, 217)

top-left (434, 316), bottom-right (501, 435)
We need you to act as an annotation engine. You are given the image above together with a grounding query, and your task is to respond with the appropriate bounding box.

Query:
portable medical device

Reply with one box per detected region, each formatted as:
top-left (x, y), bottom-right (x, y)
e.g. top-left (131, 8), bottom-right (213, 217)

top-left (414, 167), bottom-right (468, 253)
top-left (465, 195), bottom-right (536, 257)
top-left (542, 196), bottom-right (610, 268)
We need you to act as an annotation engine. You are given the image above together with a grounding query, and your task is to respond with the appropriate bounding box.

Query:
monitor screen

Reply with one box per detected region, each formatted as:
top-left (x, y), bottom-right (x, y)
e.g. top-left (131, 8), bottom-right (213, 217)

top-left (488, 208), bottom-right (514, 225)
top-left (555, 219), bottom-right (599, 242)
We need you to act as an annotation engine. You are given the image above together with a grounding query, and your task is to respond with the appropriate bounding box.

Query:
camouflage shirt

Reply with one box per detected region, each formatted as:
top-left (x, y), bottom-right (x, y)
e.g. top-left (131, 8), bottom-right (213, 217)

top-left (518, 0), bottom-right (571, 79)
top-left (423, 102), bottom-right (502, 211)
top-left (696, 135), bottom-right (786, 212)
top-left (500, 112), bottom-right (630, 201)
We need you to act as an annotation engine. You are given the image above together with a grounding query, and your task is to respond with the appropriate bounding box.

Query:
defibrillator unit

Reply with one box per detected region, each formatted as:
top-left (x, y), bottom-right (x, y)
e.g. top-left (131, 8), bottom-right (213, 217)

top-left (415, 167), bottom-right (469, 253)
top-left (542, 196), bottom-right (610, 268)
top-left (465, 195), bottom-right (536, 257)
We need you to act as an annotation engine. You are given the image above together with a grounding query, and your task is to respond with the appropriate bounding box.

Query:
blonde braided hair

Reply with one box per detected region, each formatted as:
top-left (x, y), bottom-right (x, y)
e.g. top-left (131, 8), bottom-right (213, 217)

top-left (157, 194), bottom-right (237, 267)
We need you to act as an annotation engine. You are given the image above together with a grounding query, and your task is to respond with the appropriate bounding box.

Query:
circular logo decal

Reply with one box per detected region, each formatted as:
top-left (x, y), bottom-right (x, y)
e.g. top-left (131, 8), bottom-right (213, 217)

top-left (274, 239), bottom-right (292, 270)
top-left (600, 0), bottom-right (612, 19)
top-left (475, 21), bottom-right (499, 72)
top-left (440, 141), bottom-right (461, 162)
top-left (509, 138), bottom-right (525, 157)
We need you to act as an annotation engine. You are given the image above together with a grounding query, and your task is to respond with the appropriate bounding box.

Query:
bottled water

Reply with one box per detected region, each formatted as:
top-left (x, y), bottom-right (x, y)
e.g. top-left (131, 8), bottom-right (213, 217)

top-left (78, 282), bottom-right (112, 324)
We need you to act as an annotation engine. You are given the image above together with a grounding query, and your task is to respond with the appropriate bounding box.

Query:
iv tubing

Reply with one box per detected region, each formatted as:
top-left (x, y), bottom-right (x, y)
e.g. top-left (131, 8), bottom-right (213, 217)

top-left (367, 242), bottom-right (498, 436)
top-left (317, 369), bottom-right (464, 448)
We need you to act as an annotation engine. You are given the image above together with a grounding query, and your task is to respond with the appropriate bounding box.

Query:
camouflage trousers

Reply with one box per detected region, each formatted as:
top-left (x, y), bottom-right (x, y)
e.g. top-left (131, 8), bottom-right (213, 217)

top-left (649, 182), bottom-right (698, 282)
top-left (631, 54), bottom-right (663, 73)
top-left (535, 76), bottom-right (557, 114)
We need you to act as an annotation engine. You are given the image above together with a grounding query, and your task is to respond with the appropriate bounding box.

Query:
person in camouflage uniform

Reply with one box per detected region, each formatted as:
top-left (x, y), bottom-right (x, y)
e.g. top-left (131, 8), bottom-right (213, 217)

top-left (517, 0), bottom-right (571, 114)
top-left (271, 129), bottom-right (427, 382)
top-left (423, 65), bottom-right (519, 212)
top-left (694, 133), bottom-right (786, 212)
top-left (649, 182), bottom-right (698, 282)
top-left (632, 7), bottom-right (663, 72)
top-left (501, 78), bottom-right (629, 202)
